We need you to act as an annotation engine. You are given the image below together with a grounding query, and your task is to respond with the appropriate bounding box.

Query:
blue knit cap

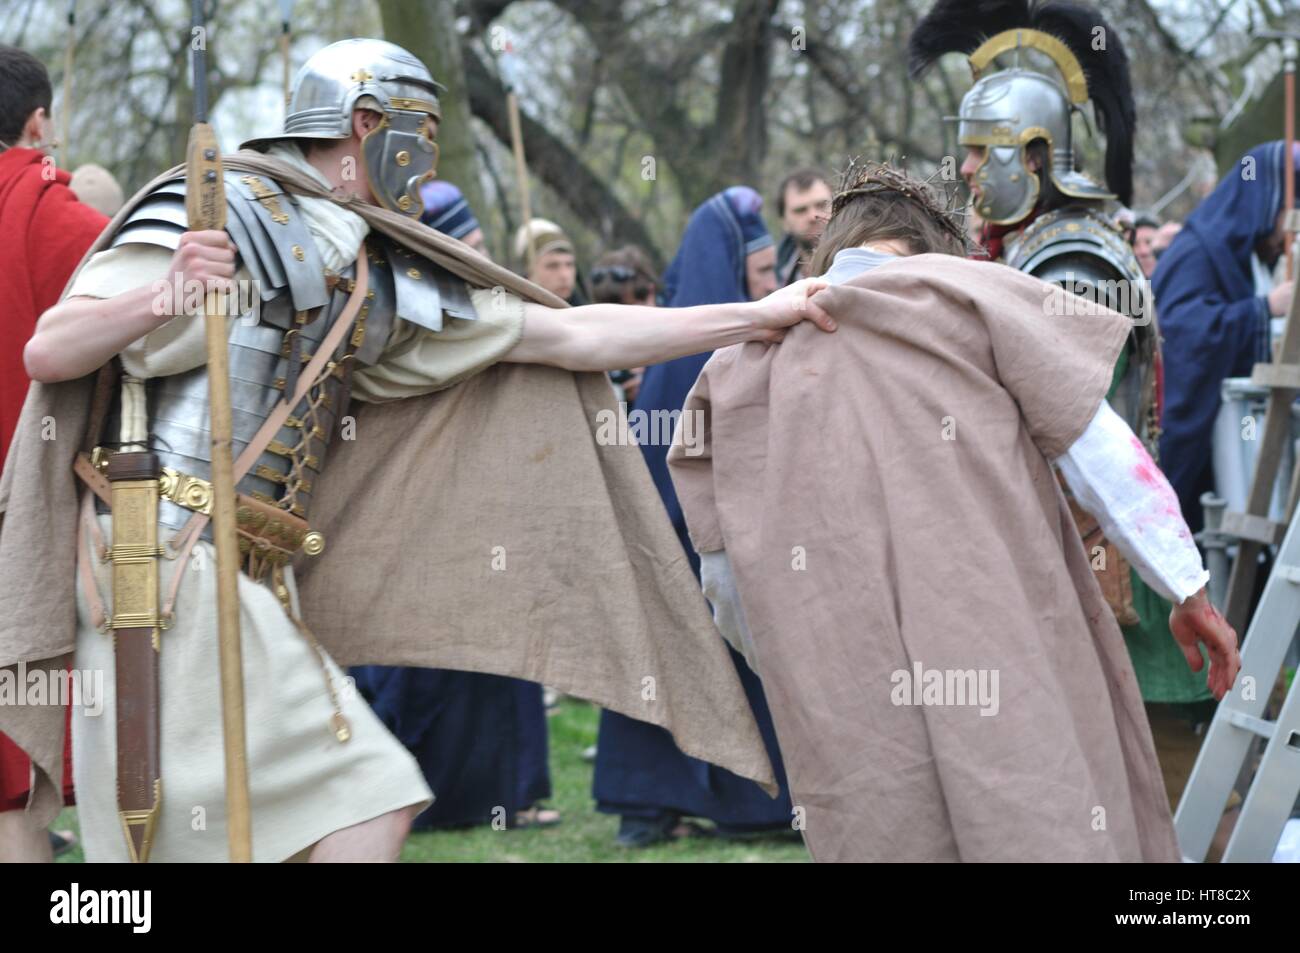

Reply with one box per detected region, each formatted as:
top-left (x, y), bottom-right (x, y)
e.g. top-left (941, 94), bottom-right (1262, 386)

top-left (419, 181), bottom-right (481, 240)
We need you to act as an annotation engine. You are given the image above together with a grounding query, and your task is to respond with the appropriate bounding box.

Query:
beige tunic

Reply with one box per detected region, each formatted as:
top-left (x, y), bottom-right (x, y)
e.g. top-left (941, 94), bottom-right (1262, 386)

top-left (66, 241), bottom-right (524, 862)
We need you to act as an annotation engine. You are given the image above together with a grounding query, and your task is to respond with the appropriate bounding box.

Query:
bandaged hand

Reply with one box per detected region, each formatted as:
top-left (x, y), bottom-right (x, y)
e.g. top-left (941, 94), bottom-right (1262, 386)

top-left (1169, 589), bottom-right (1240, 700)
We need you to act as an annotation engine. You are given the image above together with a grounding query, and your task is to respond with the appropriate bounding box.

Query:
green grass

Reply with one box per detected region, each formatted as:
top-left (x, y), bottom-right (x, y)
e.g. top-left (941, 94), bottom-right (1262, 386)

top-left (52, 698), bottom-right (808, 863)
top-left (51, 815), bottom-right (82, 863)
top-left (399, 697), bottom-right (808, 863)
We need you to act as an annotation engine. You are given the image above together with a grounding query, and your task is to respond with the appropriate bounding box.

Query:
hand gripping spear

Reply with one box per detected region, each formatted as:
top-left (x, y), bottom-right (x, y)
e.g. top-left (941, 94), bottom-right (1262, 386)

top-left (185, 0), bottom-right (253, 863)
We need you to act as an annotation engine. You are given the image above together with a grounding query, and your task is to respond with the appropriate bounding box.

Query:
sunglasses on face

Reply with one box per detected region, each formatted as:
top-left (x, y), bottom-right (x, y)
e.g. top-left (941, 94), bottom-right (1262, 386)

top-left (591, 265), bottom-right (638, 283)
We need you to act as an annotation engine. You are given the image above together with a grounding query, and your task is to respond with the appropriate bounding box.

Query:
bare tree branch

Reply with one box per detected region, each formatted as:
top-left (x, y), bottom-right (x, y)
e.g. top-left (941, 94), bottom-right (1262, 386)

top-left (463, 43), bottom-right (664, 266)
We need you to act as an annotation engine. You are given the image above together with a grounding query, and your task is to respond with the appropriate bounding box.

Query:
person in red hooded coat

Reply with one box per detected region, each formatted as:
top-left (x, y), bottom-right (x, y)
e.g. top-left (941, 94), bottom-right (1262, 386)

top-left (0, 43), bottom-right (107, 861)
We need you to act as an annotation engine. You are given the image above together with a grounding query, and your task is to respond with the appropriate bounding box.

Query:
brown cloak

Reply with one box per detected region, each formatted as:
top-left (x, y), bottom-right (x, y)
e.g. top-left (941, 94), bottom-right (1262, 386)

top-left (669, 254), bottom-right (1180, 862)
top-left (0, 153), bottom-right (775, 827)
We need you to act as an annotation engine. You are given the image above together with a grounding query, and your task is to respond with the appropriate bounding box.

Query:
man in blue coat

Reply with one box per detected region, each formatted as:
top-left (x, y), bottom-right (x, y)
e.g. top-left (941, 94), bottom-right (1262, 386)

top-left (1155, 141), bottom-right (1298, 531)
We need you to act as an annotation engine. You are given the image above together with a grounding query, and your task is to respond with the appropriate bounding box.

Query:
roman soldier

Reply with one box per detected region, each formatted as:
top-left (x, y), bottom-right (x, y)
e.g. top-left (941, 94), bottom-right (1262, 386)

top-left (909, 1), bottom-right (1214, 807)
top-left (908, 2), bottom-right (1153, 444)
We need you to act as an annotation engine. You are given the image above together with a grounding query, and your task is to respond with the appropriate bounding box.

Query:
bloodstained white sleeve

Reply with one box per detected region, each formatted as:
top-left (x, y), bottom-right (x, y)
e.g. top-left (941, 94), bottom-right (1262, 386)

top-left (1055, 401), bottom-right (1209, 604)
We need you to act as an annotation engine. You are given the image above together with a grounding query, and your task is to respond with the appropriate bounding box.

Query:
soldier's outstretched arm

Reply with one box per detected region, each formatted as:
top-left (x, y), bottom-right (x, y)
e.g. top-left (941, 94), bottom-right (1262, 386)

top-left (503, 277), bottom-right (836, 372)
top-left (24, 230), bottom-right (236, 383)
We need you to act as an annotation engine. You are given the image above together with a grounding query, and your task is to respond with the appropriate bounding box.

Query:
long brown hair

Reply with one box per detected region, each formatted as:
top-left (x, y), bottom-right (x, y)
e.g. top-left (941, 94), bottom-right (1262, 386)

top-left (807, 161), bottom-right (968, 276)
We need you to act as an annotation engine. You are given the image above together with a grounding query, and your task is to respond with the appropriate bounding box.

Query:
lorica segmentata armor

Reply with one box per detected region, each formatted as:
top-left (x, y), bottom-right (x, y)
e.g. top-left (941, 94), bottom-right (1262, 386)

top-left (99, 168), bottom-right (477, 544)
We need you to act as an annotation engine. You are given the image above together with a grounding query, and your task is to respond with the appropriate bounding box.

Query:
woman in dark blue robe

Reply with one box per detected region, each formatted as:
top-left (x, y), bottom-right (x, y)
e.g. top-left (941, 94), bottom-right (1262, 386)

top-left (350, 667), bottom-right (551, 829)
top-left (349, 182), bottom-right (554, 831)
top-left (1154, 141), bottom-right (1299, 531)
top-left (593, 187), bottom-right (794, 846)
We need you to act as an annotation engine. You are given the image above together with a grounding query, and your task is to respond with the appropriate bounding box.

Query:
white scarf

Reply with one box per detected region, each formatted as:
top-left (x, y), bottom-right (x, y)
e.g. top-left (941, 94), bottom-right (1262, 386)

top-left (264, 142), bottom-right (370, 272)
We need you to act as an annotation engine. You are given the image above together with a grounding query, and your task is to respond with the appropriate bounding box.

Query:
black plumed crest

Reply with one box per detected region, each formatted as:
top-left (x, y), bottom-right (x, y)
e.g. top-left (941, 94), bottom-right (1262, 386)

top-left (907, 0), bottom-right (1136, 205)
top-left (907, 0), bottom-right (1037, 77)
top-left (1035, 2), bottom-right (1136, 205)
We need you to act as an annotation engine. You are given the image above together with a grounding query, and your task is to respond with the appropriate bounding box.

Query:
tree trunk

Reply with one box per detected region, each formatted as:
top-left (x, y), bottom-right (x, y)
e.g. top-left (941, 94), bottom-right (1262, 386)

top-left (710, 0), bottom-right (779, 192)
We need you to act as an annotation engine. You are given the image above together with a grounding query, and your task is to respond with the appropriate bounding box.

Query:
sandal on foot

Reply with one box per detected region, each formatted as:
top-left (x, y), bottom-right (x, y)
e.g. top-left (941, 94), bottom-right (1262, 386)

top-left (512, 805), bottom-right (562, 829)
top-left (49, 829), bottom-right (77, 857)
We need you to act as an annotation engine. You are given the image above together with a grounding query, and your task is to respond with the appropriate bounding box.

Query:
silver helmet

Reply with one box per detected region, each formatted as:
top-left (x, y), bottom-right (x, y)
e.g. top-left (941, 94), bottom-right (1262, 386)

top-left (242, 38), bottom-right (444, 217)
top-left (909, 2), bottom-right (1137, 228)
top-left (956, 55), bottom-right (1111, 224)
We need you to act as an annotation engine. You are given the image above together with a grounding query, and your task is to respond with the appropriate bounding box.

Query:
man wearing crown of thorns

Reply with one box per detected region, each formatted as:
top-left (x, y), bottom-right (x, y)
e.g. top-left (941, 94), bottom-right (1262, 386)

top-left (666, 161), bottom-right (1240, 862)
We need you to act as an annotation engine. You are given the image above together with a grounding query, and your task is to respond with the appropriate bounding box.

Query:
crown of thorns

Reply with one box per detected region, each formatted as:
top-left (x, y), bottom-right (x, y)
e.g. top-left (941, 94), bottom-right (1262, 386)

top-left (831, 158), bottom-right (969, 247)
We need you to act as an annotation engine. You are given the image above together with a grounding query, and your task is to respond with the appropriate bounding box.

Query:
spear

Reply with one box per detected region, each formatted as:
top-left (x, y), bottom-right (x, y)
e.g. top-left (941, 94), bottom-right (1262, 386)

top-left (500, 45), bottom-right (534, 273)
top-left (1284, 38), bottom-right (1296, 277)
top-left (1260, 31), bottom-right (1299, 275)
top-left (185, 0), bottom-right (252, 863)
top-left (278, 0), bottom-right (294, 109)
top-left (60, 0), bottom-right (76, 165)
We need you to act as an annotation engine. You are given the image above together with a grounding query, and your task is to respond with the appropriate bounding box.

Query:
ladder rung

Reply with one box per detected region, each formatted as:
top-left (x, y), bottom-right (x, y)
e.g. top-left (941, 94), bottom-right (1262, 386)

top-left (1225, 709), bottom-right (1276, 739)
top-left (1250, 363), bottom-right (1300, 390)
top-left (1220, 511), bottom-right (1287, 545)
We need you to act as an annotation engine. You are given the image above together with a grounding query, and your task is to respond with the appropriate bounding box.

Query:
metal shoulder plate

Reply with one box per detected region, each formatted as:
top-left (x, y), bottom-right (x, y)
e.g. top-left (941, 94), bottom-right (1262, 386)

top-left (1003, 204), bottom-right (1152, 329)
top-left (368, 233), bottom-right (478, 334)
top-left (1005, 204), bottom-right (1161, 442)
top-left (109, 171), bottom-right (329, 316)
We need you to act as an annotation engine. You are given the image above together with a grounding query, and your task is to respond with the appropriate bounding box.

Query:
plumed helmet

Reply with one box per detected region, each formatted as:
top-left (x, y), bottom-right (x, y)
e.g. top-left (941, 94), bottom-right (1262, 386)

top-left (909, 1), bottom-right (1136, 226)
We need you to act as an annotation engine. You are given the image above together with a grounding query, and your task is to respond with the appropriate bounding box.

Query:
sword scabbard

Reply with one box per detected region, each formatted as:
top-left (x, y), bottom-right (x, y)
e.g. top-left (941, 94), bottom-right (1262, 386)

top-left (106, 450), bottom-right (163, 863)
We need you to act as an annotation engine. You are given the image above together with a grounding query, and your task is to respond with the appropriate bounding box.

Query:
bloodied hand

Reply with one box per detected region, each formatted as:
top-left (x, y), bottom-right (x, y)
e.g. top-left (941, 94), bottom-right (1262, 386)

top-left (1169, 590), bottom-right (1240, 699)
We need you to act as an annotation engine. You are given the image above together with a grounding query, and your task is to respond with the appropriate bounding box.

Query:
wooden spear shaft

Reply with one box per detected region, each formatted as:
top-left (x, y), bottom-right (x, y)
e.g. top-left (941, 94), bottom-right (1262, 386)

top-left (278, 0), bottom-right (294, 110)
top-left (61, 2), bottom-right (75, 166)
top-left (281, 23), bottom-right (292, 109)
top-left (186, 0), bottom-right (251, 862)
top-left (186, 125), bottom-right (252, 864)
top-left (1285, 39), bottom-right (1295, 277)
top-left (506, 89), bottom-right (534, 273)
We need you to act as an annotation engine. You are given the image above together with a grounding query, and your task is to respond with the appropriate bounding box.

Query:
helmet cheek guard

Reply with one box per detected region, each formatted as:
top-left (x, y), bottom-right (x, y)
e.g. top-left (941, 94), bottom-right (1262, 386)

top-left (961, 137), bottom-right (1040, 225)
top-left (954, 73), bottom-right (1063, 226)
top-left (362, 110), bottom-right (438, 216)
